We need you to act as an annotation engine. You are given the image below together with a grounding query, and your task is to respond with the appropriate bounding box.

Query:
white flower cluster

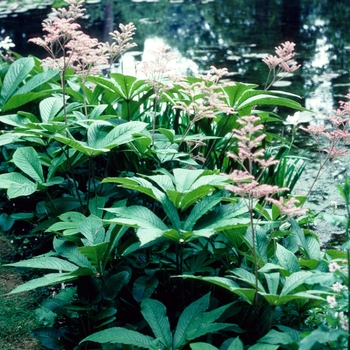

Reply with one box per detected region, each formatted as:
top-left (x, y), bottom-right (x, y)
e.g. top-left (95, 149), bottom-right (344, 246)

top-left (0, 36), bottom-right (15, 51)
top-left (325, 260), bottom-right (349, 331)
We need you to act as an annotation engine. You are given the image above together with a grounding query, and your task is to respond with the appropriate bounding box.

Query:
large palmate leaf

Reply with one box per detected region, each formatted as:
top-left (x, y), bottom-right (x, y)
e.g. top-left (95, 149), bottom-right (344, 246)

top-left (88, 73), bottom-right (150, 100)
top-left (0, 59), bottom-right (58, 111)
top-left (103, 271), bottom-right (130, 301)
top-left (275, 243), bottom-right (300, 273)
top-left (89, 120), bottom-right (148, 149)
top-left (81, 327), bottom-right (155, 348)
top-left (141, 299), bottom-right (172, 349)
top-left (173, 293), bottom-right (210, 348)
top-left (0, 172), bottom-right (37, 198)
top-left (290, 219), bottom-right (322, 260)
top-left (190, 343), bottom-right (219, 350)
top-left (0, 57), bottom-right (34, 105)
top-left (263, 272), bottom-right (280, 295)
top-left (78, 216), bottom-right (105, 244)
top-left (183, 192), bottom-right (222, 231)
top-left (12, 146), bottom-right (45, 183)
top-left (230, 267), bottom-right (266, 292)
top-left (105, 205), bottom-right (169, 245)
top-left (280, 271), bottom-right (313, 296)
top-left (53, 133), bottom-right (109, 157)
top-left (39, 96), bottom-right (64, 123)
top-left (132, 275), bottom-right (159, 302)
top-left (103, 176), bottom-right (181, 229)
top-left (77, 242), bottom-right (109, 271)
top-left (234, 89), bottom-right (305, 115)
top-left (4, 257), bottom-right (79, 272)
top-left (180, 275), bottom-right (256, 305)
top-left (6, 271), bottom-right (89, 295)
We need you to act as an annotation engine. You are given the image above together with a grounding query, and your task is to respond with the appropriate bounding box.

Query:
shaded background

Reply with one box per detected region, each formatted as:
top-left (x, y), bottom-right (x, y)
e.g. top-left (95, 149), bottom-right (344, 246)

top-left (1, 0), bottom-right (350, 114)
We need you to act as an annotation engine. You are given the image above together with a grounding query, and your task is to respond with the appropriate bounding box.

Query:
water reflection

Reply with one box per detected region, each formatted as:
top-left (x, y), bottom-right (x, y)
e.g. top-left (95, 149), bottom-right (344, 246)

top-left (303, 18), bottom-right (335, 116)
top-left (1, 0), bottom-right (350, 115)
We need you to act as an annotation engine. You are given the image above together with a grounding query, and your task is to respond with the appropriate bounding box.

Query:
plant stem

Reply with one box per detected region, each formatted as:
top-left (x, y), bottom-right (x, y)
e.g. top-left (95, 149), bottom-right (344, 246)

top-left (345, 188), bottom-right (350, 350)
top-left (248, 198), bottom-right (259, 313)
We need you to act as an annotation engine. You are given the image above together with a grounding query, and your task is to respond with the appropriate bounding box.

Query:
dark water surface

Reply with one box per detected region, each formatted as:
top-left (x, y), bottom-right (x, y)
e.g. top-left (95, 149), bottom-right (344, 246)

top-left (2, 0), bottom-right (350, 113)
top-left (1, 0), bottom-right (350, 243)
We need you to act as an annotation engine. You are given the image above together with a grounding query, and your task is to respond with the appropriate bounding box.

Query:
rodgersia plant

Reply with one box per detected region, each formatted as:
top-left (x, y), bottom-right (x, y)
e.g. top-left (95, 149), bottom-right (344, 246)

top-left (222, 115), bottom-right (307, 310)
top-left (29, 0), bottom-right (137, 119)
top-left (100, 22), bottom-right (137, 72)
top-left (173, 66), bottom-right (236, 152)
top-left (300, 94), bottom-right (350, 199)
top-left (0, 4), bottom-right (335, 347)
top-left (137, 44), bottom-right (179, 144)
top-left (262, 41), bottom-right (301, 90)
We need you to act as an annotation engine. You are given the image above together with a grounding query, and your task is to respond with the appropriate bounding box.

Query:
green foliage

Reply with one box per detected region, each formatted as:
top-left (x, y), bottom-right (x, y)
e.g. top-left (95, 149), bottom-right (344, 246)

top-left (0, 19), bottom-right (343, 350)
top-left (81, 293), bottom-right (241, 349)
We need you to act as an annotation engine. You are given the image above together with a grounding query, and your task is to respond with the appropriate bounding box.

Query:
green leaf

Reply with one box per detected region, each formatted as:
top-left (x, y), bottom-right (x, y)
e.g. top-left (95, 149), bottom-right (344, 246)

top-left (226, 337), bottom-right (244, 350)
top-left (89, 104), bottom-right (108, 119)
top-left (290, 219), bottom-right (321, 259)
top-left (231, 268), bottom-right (266, 292)
top-left (77, 242), bottom-right (109, 270)
top-left (273, 292), bottom-right (325, 305)
top-left (80, 327), bottom-right (155, 347)
top-left (39, 96), bottom-right (63, 123)
top-left (275, 243), bottom-right (300, 273)
top-left (105, 205), bottom-right (169, 245)
top-left (31, 327), bottom-right (65, 350)
top-left (248, 344), bottom-right (279, 350)
top-left (180, 275), bottom-right (256, 305)
top-left (78, 216), bottom-right (105, 244)
top-left (141, 299), bottom-right (172, 349)
top-left (53, 133), bottom-right (109, 157)
top-left (4, 257), bottom-right (78, 272)
top-left (0, 172), bottom-right (38, 198)
top-left (223, 82), bottom-right (258, 107)
top-left (263, 272), bottom-right (280, 295)
top-left (280, 271), bottom-right (313, 296)
top-left (183, 194), bottom-right (222, 231)
top-left (104, 177), bottom-right (158, 200)
top-left (0, 113), bottom-right (36, 127)
top-left (14, 69), bottom-right (58, 96)
top-left (0, 132), bottom-right (21, 146)
top-left (0, 57), bottom-right (34, 105)
top-left (132, 275), bottom-right (158, 302)
top-left (299, 325), bottom-right (345, 350)
top-left (12, 146), bottom-right (44, 183)
top-left (6, 272), bottom-right (78, 295)
top-left (305, 235), bottom-right (321, 260)
top-left (173, 168), bottom-right (204, 193)
top-left (258, 329), bottom-right (294, 345)
top-left (99, 121), bottom-right (148, 149)
top-left (89, 196), bottom-right (106, 219)
top-left (187, 323), bottom-right (237, 341)
top-left (87, 120), bottom-right (112, 148)
top-left (110, 73), bottom-right (150, 100)
top-left (191, 343), bottom-right (219, 350)
top-left (89, 74), bottom-right (149, 101)
top-left (103, 271), bottom-right (130, 300)
top-left (106, 205), bottom-right (167, 229)
top-left (201, 302), bottom-right (236, 325)
top-left (173, 293), bottom-right (210, 349)
top-left (53, 239), bottom-right (94, 269)
top-left (94, 307), bottom-right (117, 322)
top-left (236, 93), bottom-right (304, 112)
top-left (1, 91), bottom-right (55, 112)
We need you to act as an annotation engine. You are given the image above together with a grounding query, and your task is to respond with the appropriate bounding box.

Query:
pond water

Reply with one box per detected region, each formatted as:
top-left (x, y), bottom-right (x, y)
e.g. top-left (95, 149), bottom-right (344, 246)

top-left (1, 0), bottom-right (350, 244)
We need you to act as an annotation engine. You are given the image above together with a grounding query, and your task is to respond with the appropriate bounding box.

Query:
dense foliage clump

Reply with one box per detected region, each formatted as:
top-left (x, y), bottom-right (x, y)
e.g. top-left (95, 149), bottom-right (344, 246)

top-left (0, 1), bottom-right (349, 349)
